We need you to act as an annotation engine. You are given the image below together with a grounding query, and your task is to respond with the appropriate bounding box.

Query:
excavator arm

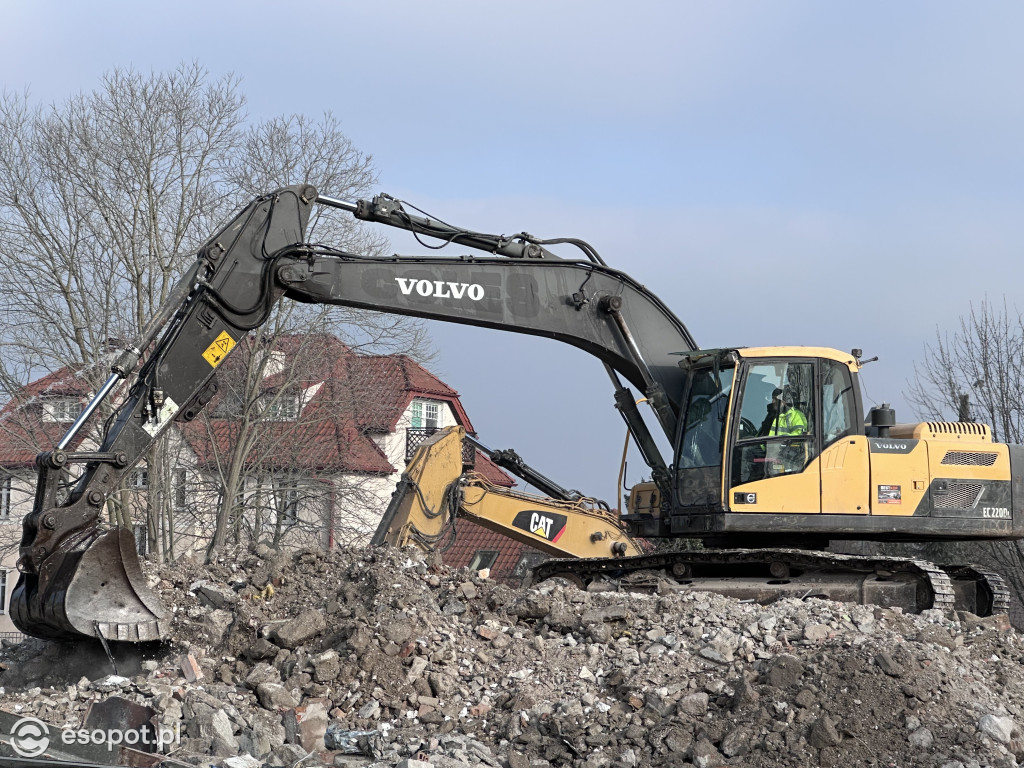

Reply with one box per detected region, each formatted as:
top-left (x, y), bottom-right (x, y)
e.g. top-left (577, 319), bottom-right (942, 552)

top-left (12, 184), bottom-right (692, 641)
top-left (370, 426), bottom-right (644, 562)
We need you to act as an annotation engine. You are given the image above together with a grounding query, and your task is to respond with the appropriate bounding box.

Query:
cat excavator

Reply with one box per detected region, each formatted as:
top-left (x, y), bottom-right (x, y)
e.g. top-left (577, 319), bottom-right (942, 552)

top-left (11, 184), bottom-right (1022, 642)
top-left (369, 425), bottom-right (644, 562)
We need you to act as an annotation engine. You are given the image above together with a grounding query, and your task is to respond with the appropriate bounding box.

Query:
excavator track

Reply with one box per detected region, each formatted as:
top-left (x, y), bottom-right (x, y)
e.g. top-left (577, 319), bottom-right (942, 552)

top-left (939, 564), bottom-right (1011, 617)
top-left (529, 548), bottom-right (970, 616)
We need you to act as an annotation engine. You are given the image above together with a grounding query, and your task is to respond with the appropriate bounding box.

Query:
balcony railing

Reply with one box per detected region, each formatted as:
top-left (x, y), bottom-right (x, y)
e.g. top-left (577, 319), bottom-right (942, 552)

top-left (405, 427), bottom-right (475, 468)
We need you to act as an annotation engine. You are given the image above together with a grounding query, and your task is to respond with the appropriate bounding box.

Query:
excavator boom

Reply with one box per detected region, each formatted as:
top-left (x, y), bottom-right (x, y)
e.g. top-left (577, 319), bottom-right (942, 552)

top-left (11, 185), bottom-right (672, 641)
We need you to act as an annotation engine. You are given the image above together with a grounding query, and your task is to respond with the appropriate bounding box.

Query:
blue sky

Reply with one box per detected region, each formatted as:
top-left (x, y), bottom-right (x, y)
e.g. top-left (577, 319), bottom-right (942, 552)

top-left (3, 1), bottom-right (1023, 496)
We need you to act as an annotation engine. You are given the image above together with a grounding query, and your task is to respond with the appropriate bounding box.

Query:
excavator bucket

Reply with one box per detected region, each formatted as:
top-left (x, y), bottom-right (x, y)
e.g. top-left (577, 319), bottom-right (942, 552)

top-left (11, 527), bottom-right (169, 642)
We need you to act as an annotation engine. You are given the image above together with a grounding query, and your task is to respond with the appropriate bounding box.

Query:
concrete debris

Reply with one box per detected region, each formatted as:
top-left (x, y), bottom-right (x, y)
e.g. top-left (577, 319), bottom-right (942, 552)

top-left (180, 653), bottom-right (204, 682)
top-left (978, 714), bottom-right (1017, 744)
top-left (1, 544), bottom-right (1024, 768)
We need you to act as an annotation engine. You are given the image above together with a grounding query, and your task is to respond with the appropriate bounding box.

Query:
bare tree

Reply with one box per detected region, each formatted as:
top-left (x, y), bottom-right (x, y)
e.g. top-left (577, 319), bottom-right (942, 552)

top-left (907, 298), bottom-right (1024, 443)
top-left (906, 297), bottom-right (1024, 624)
top-left (165, 332), bottom-right (410, 559)
top-left (0, 63), bottom-right (432, 563)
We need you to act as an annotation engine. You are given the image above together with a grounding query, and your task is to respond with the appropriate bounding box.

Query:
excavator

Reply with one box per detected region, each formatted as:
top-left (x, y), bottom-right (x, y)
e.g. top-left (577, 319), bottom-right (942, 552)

top-left (11, 184), bottom-right (1022, 642)
top-left (370, 425), bottom-right (645, 562)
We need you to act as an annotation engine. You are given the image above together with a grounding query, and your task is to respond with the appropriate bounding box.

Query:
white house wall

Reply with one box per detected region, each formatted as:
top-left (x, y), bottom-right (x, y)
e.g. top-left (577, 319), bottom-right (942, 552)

top-left (374, 398), bottom-right (460, 480)
top-left (0, 471), bottom-right (34, 634)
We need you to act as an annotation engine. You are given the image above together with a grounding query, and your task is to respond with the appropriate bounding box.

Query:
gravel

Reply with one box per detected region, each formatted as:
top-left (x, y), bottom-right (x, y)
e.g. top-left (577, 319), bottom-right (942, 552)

top-left (1, 543), bottom-right (1023, 768)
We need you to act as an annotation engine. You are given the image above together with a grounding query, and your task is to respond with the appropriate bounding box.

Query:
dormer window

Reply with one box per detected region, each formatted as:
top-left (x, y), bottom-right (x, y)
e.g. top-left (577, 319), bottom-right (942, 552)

top-left (263, 392), bottom-right (300, 421)
top-left (43, 398), bottom-right (83, 423)
top-left (410, 399), bottom-right (440, 430)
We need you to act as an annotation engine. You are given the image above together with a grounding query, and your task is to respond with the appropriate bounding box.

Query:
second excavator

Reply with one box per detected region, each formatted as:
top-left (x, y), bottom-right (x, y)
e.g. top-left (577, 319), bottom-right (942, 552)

top-left (370, 425), bottom-right (644, 563)
top-left (11, 185), bottom-right (1021, 641)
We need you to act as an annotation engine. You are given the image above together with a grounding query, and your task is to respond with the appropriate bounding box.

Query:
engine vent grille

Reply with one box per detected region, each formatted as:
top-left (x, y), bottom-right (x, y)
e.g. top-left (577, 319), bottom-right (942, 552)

top-left (925, 421), bottom-right (990, 436)
top-left (933, 482), bottom-right (984, 510)
top-left (941, 451), bottom-right (998, 466)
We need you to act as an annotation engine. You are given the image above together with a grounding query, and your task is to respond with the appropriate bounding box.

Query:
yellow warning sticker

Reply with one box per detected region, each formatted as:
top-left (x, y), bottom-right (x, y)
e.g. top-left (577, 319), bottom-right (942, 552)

top-left (202, 330), bottom-right (236, 368)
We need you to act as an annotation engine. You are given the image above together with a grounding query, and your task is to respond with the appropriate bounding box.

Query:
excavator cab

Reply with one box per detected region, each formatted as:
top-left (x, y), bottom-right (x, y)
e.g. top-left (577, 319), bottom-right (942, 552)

top-left (722, 348), bottom-right (868, 518)
top-left (652, 347), bottom-right (871, 541)
top-left (653, 345), bottom-right (1024, 547)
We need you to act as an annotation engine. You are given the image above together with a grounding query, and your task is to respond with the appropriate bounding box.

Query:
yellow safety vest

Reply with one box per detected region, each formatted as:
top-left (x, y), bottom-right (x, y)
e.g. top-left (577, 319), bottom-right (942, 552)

top-left (769, 407), bottom-right (808, 436)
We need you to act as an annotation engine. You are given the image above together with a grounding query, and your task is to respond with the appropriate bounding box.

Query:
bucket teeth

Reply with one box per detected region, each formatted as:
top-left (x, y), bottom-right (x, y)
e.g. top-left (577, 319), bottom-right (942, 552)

top-left (11, 528), bottom-right (169, 642)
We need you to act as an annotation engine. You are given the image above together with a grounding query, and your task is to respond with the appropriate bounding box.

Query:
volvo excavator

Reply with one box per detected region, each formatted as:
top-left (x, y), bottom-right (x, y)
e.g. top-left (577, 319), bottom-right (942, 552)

top-left (12, 184), bottom-right (1022, 642)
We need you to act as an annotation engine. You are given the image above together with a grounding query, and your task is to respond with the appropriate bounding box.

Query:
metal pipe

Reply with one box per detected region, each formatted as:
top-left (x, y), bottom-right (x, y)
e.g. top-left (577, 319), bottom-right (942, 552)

top-left (316, 195), bottom-right (358, 213)
top-left (57, 372), bottom-right (122, 450)
top-left (464, 434), bottom-right (579, 501)
top-left (615, 397), bottom-right (649, 514)
top-left (606, 306), bottom-right (655, 391)
top-left (319, 193), bottom-right (565, 261)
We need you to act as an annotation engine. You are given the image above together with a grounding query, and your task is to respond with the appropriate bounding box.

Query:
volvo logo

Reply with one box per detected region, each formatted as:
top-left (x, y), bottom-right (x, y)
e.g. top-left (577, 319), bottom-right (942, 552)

top-left (395, 277), bottom-right (485, 301)
top-left (869, 438), bottom-right (918, 454)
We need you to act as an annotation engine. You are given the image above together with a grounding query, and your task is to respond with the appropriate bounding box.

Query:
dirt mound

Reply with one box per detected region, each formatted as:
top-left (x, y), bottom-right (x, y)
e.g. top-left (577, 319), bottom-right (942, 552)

top-left (2, 544), bottom-right (1024, 768)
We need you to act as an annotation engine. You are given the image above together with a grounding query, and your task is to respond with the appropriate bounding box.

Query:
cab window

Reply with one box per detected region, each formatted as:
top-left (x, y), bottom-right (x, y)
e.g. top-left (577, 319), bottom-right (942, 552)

top-left (732, 361), bottom-right (817, 484)
top-left (822, 361), bottom-right (857, 446)
top-left (678, 366), bottom-right (735, 469)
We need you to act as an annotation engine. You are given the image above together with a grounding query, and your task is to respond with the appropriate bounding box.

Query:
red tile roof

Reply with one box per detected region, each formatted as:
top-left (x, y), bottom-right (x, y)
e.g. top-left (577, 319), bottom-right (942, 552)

top-left (442, 519), bottom-right (547, 583)
top-left (0, 412), bottom-right (76, 467)
top-left (180, 336), bottom-right (482, 474)
top-left (333, 354), bottom-right (474, 434)
top-left (180, 417), bottom-right (394, 474)
top-left (0, 334), bottom-right (508, 483)
top-left (21, 366), bottom-right (92, 398)
top-left (472, 453), bottom-right (516, 488)
top-left (0, 367), bottom-right (92, 467)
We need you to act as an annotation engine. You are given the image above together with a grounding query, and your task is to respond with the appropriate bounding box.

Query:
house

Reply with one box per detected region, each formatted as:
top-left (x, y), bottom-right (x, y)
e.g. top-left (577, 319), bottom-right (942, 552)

top-left (0, 333), bottom-right (529, 634)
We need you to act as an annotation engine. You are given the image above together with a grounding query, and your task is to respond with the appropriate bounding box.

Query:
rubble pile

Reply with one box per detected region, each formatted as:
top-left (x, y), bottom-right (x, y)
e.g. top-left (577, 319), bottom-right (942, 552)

top-left (3, 544), bottom-right (1024, 768)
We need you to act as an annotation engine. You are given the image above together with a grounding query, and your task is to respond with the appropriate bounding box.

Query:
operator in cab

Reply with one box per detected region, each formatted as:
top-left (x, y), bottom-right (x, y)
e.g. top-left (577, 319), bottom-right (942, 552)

top-left (757, 387), bottom-right (809, 475)
top-left (760, 387), bottom-right (808, 437)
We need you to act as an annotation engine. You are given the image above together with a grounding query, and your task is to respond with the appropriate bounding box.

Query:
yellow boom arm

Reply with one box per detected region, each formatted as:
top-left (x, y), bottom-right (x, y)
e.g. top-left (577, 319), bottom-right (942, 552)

top-left (371, 427), bottom-right (644, 559)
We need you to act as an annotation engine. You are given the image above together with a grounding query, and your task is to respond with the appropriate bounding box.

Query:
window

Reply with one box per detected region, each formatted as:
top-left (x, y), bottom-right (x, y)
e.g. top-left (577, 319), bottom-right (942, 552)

top-left (133, 524), bottom-right (149, 557)
top-left (468, 550), bottom-right (499, 571)
top-left (0, 476), bottom-right (10, 521)
top-left (45, 398), bottom-right (83, 423)
top-left (732, 361), bottom-right (818, 485)
top-left (678, 366), bottom-right (735, 469)
top-left (410, 400), bottom-right (441, 430)
top-left (0, 570), bottom-right (8, 614)
top-left (277, 482), bottom-right (299, 525)
top-left (511, 551), bottom-right (549, 578)
top-left (822, 361), bottom-right (857, 447)
top-left (129, 469), bottom-right (149, 490)
top-left (173, 470), bottom-right (187, 511)
top-left (264, 393), bottom-right (300, 421)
